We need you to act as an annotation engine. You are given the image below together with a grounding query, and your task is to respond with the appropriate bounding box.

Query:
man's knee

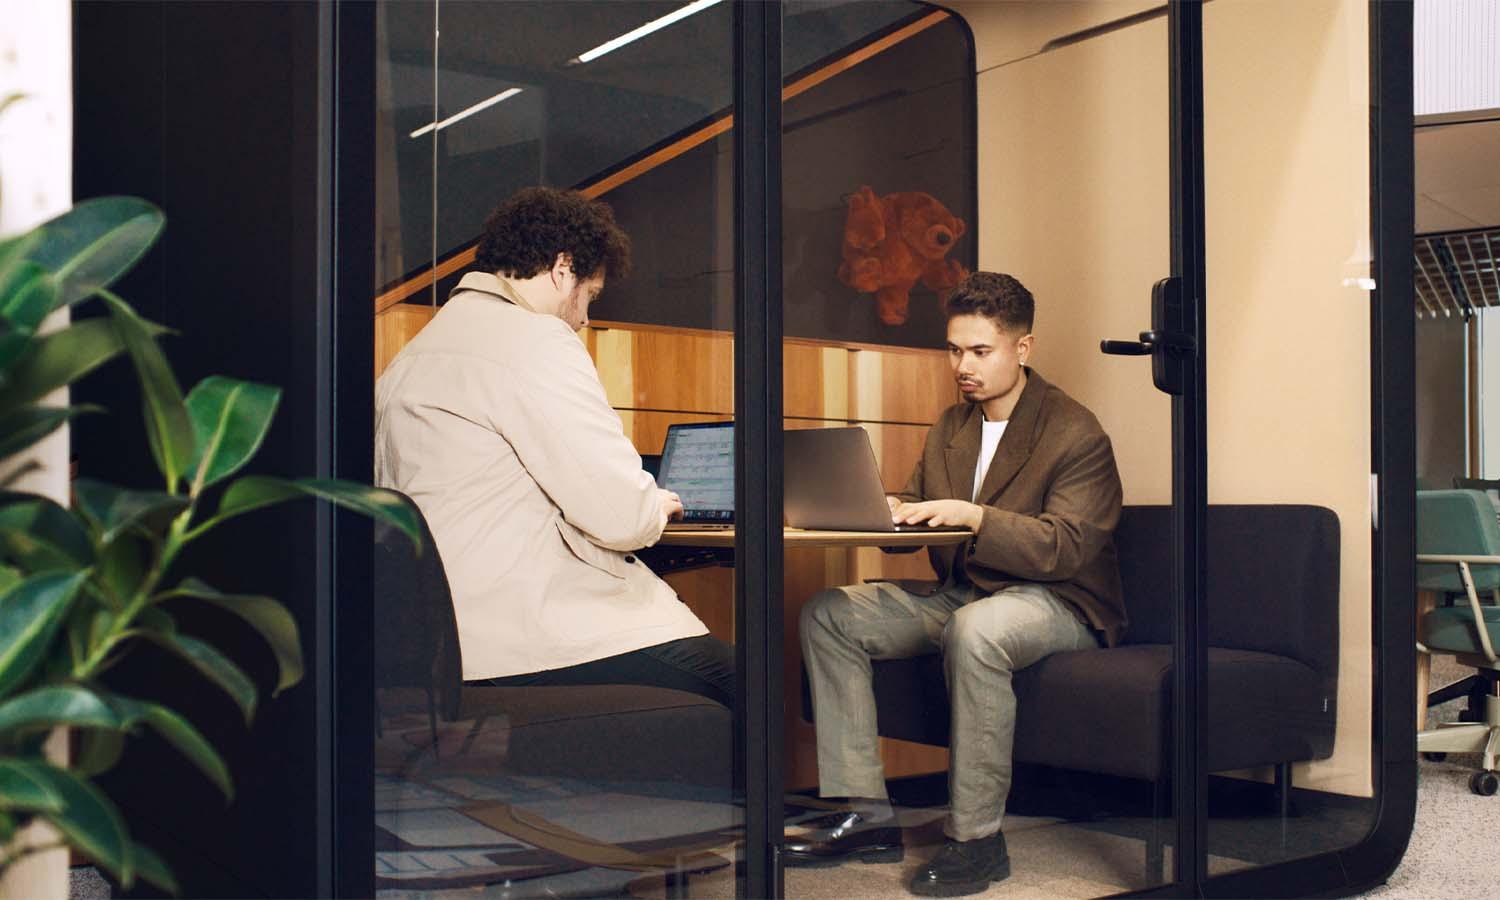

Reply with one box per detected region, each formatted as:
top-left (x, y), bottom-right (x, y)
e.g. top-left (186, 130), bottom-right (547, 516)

top-left (941, 604), bottom-right (1016, 670)
top-left (800, 587), bottom-right (854, 645)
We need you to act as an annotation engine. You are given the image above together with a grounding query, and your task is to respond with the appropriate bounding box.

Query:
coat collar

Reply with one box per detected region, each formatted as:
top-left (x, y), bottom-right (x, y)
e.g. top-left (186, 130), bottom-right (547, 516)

top-left (943, 367), bottom-right (1049, 504)
top-left (449, 270), bottom-right (538, 314)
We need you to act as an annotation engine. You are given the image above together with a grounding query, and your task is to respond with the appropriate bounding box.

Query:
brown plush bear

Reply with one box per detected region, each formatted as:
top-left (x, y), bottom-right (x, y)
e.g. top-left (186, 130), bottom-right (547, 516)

top-left (837, 185), bottom-right (968, 326)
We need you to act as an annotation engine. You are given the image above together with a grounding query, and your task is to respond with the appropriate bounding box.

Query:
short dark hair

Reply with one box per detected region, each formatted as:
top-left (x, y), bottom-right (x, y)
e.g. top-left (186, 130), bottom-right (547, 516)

top-left (944, 272), bottom-right (1034, 334)
top-left (475, 187), bottom-right (632, 282)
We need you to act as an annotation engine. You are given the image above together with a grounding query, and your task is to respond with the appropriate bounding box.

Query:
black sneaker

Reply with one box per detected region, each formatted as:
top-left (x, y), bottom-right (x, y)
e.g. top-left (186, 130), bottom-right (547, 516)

top-left (783, 810), bottom-right (904, 867)
top-left (907, 832), bottom-right (1010, 897)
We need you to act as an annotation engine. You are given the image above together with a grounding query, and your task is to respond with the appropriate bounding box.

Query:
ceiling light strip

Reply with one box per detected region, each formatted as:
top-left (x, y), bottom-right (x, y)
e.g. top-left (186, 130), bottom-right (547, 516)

top-left (570, 0), bottom-right (725, 65)
top-left (409, 87), bottom-right (524, 139)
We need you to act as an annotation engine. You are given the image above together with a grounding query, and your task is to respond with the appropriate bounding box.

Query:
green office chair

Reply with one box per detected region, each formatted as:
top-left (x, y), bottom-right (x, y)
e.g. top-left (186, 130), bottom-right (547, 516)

top-left (1416, 490), bottom-right (1500, 795)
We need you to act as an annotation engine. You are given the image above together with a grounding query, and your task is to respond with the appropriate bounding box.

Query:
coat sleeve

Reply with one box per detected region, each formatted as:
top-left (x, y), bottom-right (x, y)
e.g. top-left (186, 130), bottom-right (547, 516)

top-left (968, 427), bottom-right (1122, 582)
top-left (482, 321), bottom-right (665, 550)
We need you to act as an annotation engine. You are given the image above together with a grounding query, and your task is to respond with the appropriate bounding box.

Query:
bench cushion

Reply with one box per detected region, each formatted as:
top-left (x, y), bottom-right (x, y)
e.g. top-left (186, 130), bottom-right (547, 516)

top-left (865, 643), bottom-right (1333, 781)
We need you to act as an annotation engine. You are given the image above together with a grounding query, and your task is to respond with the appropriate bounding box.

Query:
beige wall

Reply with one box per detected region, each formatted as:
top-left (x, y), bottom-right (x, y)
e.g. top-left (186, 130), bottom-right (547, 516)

top-left (950, 0), bottom-right (1374, 797)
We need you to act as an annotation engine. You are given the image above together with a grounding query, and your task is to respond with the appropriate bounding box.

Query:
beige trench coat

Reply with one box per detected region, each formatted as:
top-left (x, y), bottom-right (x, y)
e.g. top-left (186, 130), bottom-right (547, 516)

top-left (375, 272), bottom-right (706, 679)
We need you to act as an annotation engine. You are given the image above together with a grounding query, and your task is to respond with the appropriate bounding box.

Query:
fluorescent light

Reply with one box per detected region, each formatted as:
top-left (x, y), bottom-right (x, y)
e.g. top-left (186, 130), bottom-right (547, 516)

top-left (568, 0), bottom-right (724, 65)
top-left (409, 88), bottom-right (523, 139)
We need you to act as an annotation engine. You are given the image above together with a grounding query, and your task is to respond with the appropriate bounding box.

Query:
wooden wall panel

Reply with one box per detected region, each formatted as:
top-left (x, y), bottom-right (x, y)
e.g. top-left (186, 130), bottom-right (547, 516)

top-left (616, 410), bottom-right (732, 456)
top-left (374, 302), bottom-right (437, 378)
top-left (785, 343), bottom-right (850, 420)
top-left (629, 328), bottom-right (734, 413)
top-left (849, 345), bottom-right (955, 424)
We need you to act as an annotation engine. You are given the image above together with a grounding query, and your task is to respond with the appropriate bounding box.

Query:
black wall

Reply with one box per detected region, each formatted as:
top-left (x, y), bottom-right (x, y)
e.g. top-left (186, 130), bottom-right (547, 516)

top-left (73, 2), bottom-right (368, 896)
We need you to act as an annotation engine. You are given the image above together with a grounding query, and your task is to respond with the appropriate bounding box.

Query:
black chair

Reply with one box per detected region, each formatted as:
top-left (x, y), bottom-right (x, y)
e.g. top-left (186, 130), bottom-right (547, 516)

top-left (372, 496), bottom-right (732, 786)
top-left (820, 504), bottom-right (1340, 879)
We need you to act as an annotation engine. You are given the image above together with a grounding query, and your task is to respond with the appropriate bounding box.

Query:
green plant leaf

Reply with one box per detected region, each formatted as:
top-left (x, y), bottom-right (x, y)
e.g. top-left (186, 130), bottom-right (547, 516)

top-left (185, 376), bottom-right (281, 495)
top-left (0, 230), bottom-right (41, 289)
top-left (0, 684), bottom-right (121, 736)
top-left (0, 571), bottom-right (88, 696)
top-left (0, 492), bottom-right (95, 569)
top-left (74, 729), bottom-right (126, 779)
top-left (210, 476), bottom-right (421, 548)
top-left (22, 761), bottom-right (133, 887)
top-left (130, 841), bottom-right (179, 895)
top-left (0, 263), bottom-right (57, 371)
top-left (95, 535), bottom-right (146, 608)
top-left (98, 292), bottom-right (194, 490)
top-left (24, 197), bottom-right (164, 310)
top-left (0, 758), bottom-right (64, 813)
top-left (0, 404), bottom-right (100, 463)
top-left (0, 317), bottom-right (141, 414)
top-left (72, 478), bottom-right (189, 546)
top-left (161, 578), bottom-right (302, 694)
top-left (142, 632), bottom-right (256, 723)
top-left (107, 696), bottom-right (231, 801)
top-left (0, 563), bottom-right (19, 593)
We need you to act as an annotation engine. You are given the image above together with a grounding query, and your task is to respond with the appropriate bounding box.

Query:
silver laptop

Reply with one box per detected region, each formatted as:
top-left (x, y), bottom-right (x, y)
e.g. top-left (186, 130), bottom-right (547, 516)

top-left (656, 421), bottom-right (735, 529)
top-left (783, 427), bottom-right (969, 533)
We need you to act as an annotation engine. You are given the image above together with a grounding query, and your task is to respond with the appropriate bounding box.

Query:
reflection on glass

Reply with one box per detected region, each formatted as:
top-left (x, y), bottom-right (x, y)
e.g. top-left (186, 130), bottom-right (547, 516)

top-left (1200, 0), bottom-right (1377, 878)
top-left (373, 3), bottom-right (744, 896)
top-left (780, 2), bottom-right (1177, 897)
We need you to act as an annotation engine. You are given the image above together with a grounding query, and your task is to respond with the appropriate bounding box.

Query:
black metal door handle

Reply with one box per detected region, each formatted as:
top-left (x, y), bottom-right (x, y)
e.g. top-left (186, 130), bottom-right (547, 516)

top-left (1099, 277), bottom-right (1194, 396)
top-left (1100, 339), bottom-right (1153, 356)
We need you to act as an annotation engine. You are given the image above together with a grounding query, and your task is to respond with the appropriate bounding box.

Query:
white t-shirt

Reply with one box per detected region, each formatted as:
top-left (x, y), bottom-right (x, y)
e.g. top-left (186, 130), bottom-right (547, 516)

top-left (972, 417), bottom-right (1009, 501)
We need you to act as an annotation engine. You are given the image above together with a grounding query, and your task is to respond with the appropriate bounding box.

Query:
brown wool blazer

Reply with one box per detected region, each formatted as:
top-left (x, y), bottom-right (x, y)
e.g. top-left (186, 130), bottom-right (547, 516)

top-left (896, 369), bottom-right (1128, 646)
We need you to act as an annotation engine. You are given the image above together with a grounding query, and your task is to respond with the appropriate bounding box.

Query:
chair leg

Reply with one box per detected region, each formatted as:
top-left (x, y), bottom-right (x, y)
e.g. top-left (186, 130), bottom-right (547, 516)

top-left (1145, 776), bottom-right (1168, 884)
top-left (1274, 762), bottom-right (1292, 853)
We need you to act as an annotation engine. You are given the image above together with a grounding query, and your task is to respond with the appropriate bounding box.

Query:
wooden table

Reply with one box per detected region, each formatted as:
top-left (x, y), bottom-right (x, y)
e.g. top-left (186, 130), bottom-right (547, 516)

top-left (656, 527), bottom-right (972, 549)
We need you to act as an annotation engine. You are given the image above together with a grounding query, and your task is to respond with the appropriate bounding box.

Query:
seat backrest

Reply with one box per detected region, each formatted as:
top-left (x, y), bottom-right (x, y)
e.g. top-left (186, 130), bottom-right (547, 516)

top-left (1114, 505), bottom-right (1340, 680)
top-left (373, 493), bottom-right (464, 719)
top-left (1416, 489), bottom-right (1500, 593)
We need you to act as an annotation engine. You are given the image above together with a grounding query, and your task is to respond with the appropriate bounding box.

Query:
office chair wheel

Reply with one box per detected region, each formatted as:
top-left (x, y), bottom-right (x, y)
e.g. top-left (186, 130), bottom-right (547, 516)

top-left (1422, 752), bottom-right (1448, 762)
top-left (1469, 770), bottom-right (1499, 797)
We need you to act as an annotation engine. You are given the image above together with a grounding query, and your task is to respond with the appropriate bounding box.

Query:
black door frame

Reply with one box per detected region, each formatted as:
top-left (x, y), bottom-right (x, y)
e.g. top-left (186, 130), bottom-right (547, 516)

top-left (733, 2), bottom-right (786, 898)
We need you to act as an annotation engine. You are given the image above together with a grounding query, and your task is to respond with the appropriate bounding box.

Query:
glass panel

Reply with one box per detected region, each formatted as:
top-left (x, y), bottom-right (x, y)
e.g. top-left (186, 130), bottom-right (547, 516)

top-left (782, 2), bottom-right (1174, 895)
top-left (1200, 0), bottom-right (1378, 877)
top-left (373, 3), bottom-right (741, 896)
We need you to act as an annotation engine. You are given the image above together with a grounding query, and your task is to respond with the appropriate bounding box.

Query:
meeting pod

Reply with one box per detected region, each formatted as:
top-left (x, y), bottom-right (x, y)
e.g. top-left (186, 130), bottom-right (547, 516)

top-left (65, 1), bottom-right (1415, 897)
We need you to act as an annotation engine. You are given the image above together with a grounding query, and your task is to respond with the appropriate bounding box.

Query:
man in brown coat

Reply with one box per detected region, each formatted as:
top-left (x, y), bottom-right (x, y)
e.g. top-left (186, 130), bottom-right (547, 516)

top-left (787, 272), bottom-right (1126, 897)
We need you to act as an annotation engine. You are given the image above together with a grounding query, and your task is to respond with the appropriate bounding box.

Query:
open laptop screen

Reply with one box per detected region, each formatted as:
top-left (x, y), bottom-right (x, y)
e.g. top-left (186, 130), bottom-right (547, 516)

top-left (656, 422), bottom-right (735, 523)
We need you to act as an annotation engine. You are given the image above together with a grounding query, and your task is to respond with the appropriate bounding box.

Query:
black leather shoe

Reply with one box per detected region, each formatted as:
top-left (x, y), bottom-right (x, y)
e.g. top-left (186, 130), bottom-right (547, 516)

top-left (783, 810), bottom-right (904, 867)
top-left (908, 832), bottom-right (1010, 897)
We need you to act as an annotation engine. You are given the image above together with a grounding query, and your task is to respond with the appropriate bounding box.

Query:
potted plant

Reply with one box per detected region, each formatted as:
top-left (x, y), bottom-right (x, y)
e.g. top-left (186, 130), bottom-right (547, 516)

top-left (0, 197), bottom-right (419, 893)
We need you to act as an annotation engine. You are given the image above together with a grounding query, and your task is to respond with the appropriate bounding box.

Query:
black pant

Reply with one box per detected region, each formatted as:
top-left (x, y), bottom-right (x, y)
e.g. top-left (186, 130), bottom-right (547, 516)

top-left (468, 635), bottom-right (735, 708)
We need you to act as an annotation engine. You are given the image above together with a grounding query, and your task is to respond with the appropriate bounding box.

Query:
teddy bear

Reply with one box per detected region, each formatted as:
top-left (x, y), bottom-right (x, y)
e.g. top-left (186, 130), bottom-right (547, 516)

top-left (837, 185), bottom-right (968, 326)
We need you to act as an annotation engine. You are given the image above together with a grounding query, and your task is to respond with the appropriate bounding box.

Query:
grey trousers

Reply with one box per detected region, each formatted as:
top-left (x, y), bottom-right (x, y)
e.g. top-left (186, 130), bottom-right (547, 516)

top-left (800, 580), bottom-right (1098, 841)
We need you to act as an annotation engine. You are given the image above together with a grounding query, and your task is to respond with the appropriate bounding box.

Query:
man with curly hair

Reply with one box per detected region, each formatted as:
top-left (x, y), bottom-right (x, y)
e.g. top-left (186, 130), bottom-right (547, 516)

top-left (375, 187), bottom-right (733, 707)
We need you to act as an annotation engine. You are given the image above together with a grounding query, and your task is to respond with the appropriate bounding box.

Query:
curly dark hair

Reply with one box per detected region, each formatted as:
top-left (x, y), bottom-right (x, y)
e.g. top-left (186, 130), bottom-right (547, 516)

top-left (475, 187), bottom-right (632, 281)
top-left (944, 272), bottom-right (1034, 334)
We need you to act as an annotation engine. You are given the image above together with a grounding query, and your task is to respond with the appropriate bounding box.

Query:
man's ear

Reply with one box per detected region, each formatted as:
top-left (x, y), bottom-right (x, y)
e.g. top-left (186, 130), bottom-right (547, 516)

top-left (550, 252), bottom-right (574, 285)
top-left (1017, 333), bottom-right (1035, 362)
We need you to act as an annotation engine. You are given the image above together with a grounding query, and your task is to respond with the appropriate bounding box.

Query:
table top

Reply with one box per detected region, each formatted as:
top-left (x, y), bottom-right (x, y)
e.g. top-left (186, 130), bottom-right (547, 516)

top-left (656, 527), bottom-right (972, 548)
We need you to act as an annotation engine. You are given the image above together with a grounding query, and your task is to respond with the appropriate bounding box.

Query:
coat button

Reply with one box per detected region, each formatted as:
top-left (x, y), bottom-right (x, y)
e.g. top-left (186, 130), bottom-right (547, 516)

top-left (624, 555), bottom-right (636, 564)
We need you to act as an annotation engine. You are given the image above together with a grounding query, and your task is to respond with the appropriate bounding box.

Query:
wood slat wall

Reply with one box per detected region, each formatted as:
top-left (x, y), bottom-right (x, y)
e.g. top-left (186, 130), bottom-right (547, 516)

top-left (375, 304), bottom-right (957, 788)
